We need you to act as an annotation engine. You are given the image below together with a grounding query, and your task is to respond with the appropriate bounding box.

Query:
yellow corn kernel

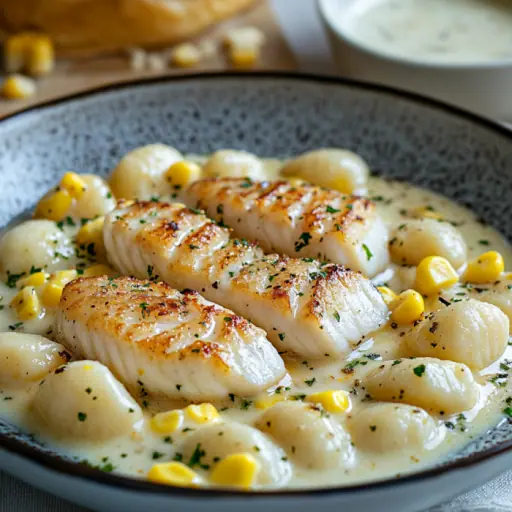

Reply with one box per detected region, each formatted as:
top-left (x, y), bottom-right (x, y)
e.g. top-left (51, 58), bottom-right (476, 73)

top-left (41, 270), bottom-right (78, 308)
top-left (377, 286), bottom-right (398, 305)
top-left (148, 462), bottom-right (201, 487)
top-left (60, 172), bottom-right (87, 200)
top-left (52, 270), bottom-right (78, 286)
top-left (82, 264), bottom-right (116, 278)
top-left (464, 251), bottom-right (505, 284)
top-left (409, 206), bottom-right (443, 220)
top-left (185, 403), bottom-right (219, 424)
top-left (10, 286), bottom-right (41, 321)
top-left (230, 47), bottom-right (259, 68)
top-left (415, 256), bottom-right (459, 296)
top-left (151, 410), bottom-right (184, 434)
top-left (2, 74), bottom-right (37, 100)
top-left (306, 390), bottom-right (350, 413)
top-left (76, 217), bottom-right (105, 258)
top-left (390, 289), bottom-right (424, 324)
top-left (26, 35), bottom-right (55, 76)
top-left (4, 33), bottom-right (33, 73)
top-left (18, 271), bottom-right (49, 288)
top-left (211, 453), bottom-right (260, 488)
top-left (254, 394), bottom-right (287, 410)
top-left (41, 283), bottom-right (63, 308)
top-left (35, 189), bottom-right (72, 221)
top-left (171, 43), bottom-right (201, 68)
top-left (166, 161), bottom-right (202, 189)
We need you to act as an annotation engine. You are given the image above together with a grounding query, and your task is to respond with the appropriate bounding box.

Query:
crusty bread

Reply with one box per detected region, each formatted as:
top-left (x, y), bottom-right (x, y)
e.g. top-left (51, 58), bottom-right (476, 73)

top-left (0, 0), bottom-right (259, 55)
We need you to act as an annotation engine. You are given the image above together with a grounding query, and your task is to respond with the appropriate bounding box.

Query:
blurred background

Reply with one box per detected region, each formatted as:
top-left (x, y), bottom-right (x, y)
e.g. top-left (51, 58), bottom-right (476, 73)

top-left (1, 0), bottom-right (510, 121)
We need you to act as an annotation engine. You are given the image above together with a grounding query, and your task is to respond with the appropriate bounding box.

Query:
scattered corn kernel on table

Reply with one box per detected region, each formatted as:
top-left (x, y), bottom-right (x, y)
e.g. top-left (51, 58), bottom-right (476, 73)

top-left (1, 1), bottom-right (512, 511)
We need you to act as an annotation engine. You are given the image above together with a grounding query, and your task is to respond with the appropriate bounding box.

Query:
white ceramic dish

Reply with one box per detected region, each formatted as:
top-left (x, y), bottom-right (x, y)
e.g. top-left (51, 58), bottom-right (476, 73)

top-left (318, 0), bottom-right (512, 121)
top-left (1, 73), bottom-right (512, 511)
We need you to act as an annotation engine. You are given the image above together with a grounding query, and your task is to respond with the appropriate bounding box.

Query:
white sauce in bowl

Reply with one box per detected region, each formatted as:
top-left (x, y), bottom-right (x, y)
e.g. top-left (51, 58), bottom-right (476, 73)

top-left (340, 0), bottom-right (512, 64)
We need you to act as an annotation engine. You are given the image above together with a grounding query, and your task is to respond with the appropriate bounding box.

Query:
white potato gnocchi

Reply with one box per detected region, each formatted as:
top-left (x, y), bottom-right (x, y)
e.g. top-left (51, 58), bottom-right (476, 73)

top-left (0, 220), bottom-right (73, 277)
top-left (364, 358), bottom-right (479, 414)
top-left (477, 279), bottom-right (512, 330)
top-left (406, 300), bottom-right (509, 370)
top-left (181, 422), bottom-right (292, 487)
top-left (202, 150), bottom-right (266, 180)
top-left (109, 144), bottom-right (183, 200)
top-left (255, 401), bottom-right (355, 470)
top-left (348, 403), bottom-right (443, 453)
top-left (0, 333), bottom-right (70, 388)
top-left (66, 175), bottom-right (116, 220)
top-left (389, 219), bottom-right (467, 268)
top-left (32, 360), bottom-right (143, 441)
top-left (280, 148), bottom-right (369, 194)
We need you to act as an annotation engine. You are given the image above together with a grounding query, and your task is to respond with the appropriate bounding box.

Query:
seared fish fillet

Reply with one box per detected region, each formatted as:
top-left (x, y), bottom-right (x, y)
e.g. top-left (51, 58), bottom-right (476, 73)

top-left (184, 178), bottom-right (389, 277)
top-left (54, 276), bottom-right (286, 400)
top-left (103, 201), bottom-right (388, 358)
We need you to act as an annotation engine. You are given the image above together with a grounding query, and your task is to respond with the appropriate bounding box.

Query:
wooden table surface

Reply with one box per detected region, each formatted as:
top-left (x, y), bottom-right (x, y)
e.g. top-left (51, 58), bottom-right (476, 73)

top-left (0, 0), bottom-right (297, 118)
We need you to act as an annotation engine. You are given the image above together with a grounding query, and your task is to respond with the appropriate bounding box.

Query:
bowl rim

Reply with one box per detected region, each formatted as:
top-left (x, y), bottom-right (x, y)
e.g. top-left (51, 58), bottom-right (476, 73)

top-left (1, 70), bottom-right (512, 500)
top-left (317, 0), bottom-right (512, 70)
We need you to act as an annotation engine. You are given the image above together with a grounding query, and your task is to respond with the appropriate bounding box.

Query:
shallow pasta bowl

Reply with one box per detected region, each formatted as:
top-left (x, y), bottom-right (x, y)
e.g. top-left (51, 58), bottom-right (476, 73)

top-left (1, 72), bottom-right (512, 512)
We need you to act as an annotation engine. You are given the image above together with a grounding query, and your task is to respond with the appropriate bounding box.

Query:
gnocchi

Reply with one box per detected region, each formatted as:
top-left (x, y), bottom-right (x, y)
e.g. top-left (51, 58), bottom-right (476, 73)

top-left (406, 300), bottom-right (509, 370)
top-left (364, 358), bottom-right (479, 414)
top-left (109, 144), bottom-right (183, 200)
top-left (389, 219), bottom-right (467, 268)
top-left (0, 332), bottom-right (70, 387)
top-left (202, 150), bottom-right (266, 180)
top-left (280, 148), bottom-right (369, 194)
top-left (255, 401), bottom-right (356, 470)
top-left (32, 360), bottom-right (144, 441)
top-left (0, 220), bottom-right (73, 277)
top-left (348, 403), bottom-right (443, 453)
top-left (181, 422), bottom-right (292, 487)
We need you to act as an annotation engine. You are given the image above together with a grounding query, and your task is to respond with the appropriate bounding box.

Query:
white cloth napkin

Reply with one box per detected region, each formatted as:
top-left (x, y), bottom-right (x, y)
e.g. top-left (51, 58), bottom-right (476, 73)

top-left (1, 1), bottom-right (511, 510)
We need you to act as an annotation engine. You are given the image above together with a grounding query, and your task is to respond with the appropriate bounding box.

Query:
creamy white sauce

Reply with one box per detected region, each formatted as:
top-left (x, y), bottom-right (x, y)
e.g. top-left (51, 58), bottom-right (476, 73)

top-left (339, 0), bottom-right (512, 64)
top-left (1, 157), bottom-right (512, 490)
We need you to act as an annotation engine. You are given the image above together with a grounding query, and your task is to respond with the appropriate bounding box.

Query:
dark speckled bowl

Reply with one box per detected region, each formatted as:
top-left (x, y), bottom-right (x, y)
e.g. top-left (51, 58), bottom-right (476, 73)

top-left (1, 73), bottom-right (512, 512)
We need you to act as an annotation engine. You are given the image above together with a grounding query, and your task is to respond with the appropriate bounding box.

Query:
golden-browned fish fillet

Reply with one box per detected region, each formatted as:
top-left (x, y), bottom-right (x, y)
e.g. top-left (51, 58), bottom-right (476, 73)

top-left (54, 276), bottom-right (286, 400)
top-left (103, 201), bottom-right (389, 359)
top-left (183, 178), bottom-right (389, 277)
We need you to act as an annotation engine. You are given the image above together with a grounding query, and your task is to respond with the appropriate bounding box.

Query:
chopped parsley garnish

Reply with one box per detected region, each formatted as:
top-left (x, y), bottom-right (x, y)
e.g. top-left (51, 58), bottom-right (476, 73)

top-left (362, 244), bottom-right (373, 261)
top-left (413, 364), bottom-right (426, 377)
top-left (6, 271), bottom-right (25, 288)
top-left (240, 399), bottom-right (252, 410)
top-left (139, 302), bottom-right (149, 318)
top-left (152, 452), bottom-right (165, 460)
top-left (77, 412), bottom-right (87, 422)
top-left (333, 311), bottom-right (340, 322)
top-left (278, 333), bottom-right (285, 341)
top-left (187, 443), bottom-right (209, 470)
top-left (304, 378), bottom-right (316, 387)
top-left (8, 322), bottom-right (23, 331)
top-left (478, 240), bottom-right (490, 245)
top-left (295, 232), bottom-right (312, 252)
top-left (326, 206), bottom-right (340, 214)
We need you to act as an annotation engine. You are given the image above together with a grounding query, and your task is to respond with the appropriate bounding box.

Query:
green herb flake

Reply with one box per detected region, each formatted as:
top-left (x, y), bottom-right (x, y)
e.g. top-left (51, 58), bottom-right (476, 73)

top-left (413, 364), bottom-right (426, 377)
top-left (362, 244), bottom-right (373, 261)
top-left (295, 232), bottom-right (312, 252)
